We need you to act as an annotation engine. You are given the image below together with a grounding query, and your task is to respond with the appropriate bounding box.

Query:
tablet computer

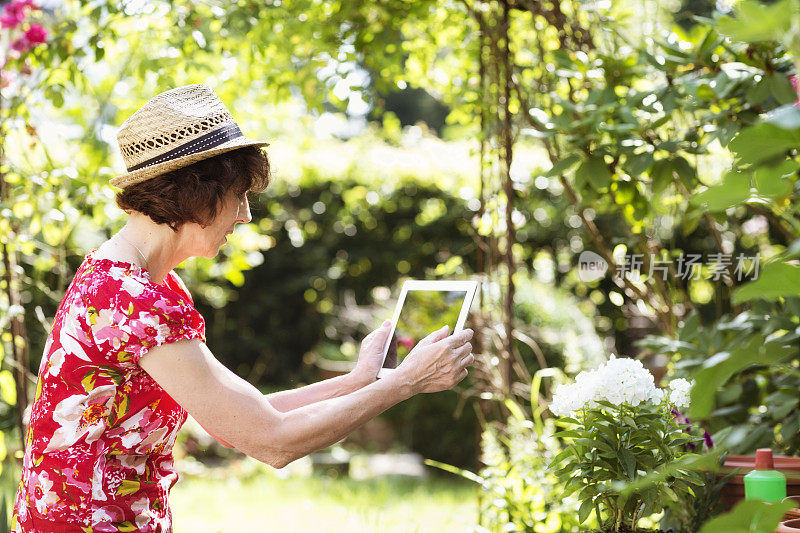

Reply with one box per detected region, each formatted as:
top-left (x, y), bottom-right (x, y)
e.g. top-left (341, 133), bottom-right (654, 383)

top-left (377, 280), bottom-right (478, 379)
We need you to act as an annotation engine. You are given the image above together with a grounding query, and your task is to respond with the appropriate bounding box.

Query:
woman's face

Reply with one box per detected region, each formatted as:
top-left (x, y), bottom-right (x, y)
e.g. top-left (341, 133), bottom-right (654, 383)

top-left (188, 189), bottom-right (252, 257)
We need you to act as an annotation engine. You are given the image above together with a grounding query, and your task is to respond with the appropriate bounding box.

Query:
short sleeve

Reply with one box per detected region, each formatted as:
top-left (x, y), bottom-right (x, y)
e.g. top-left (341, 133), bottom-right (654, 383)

top-left (122, 290), bottom-right (206, 366)
top-left (91, 267), bottom-right (207, 367)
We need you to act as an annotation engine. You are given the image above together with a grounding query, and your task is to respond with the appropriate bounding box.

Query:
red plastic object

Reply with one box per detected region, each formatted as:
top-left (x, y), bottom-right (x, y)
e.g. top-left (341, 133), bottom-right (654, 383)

top-left (756, 448), bottom-right (776, 470)
top-left (718, 454), bottom-right (800, 511)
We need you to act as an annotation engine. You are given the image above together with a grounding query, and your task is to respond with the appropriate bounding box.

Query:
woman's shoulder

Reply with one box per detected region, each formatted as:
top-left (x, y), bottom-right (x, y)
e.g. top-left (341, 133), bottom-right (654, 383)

top-left (80, 248), bottom-right (193, 307)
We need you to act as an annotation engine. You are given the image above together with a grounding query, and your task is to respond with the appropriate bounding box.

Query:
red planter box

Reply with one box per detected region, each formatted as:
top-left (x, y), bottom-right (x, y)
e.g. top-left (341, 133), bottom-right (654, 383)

top-left (718, 455), bottom-right (800, 511)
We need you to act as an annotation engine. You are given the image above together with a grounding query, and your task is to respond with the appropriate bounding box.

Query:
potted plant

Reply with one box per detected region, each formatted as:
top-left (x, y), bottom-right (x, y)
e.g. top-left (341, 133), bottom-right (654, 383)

top-left (717, 454), bottom-right (800, 510)
top-left (549, 356), bottom-right (706, 532)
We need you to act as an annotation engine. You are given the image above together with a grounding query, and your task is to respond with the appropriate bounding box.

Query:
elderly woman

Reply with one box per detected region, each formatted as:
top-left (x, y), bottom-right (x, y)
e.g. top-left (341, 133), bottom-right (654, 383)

top-left (12, 84), bottom-right (474, 532)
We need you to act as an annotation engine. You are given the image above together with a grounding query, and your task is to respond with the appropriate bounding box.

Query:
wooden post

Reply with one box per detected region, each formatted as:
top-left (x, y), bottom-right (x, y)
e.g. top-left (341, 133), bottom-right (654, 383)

top-left (500, 0), bottom-right (516, 399)
top-left (0, 103), bottom-right (32, 452)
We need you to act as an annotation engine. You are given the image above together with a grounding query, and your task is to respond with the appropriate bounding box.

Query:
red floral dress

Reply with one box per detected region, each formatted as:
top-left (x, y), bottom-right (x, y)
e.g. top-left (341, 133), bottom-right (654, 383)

top-left (12, 248), bottom-right (206, 532)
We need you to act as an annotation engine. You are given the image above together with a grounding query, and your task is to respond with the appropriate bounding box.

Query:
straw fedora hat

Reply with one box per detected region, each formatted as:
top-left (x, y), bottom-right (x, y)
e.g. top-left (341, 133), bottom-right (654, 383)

top-left (110, 84), bottom-right (272, 189)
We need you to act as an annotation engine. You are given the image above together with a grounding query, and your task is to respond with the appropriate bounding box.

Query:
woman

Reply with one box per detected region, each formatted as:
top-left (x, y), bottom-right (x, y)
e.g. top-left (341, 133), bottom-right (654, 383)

top-left (12, 84), bottom-right (474, 532)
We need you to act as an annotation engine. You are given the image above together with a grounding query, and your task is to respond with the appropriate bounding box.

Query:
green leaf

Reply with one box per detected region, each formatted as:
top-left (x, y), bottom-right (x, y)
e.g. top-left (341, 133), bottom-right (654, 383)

top-left (551, 429), bottom-right (582, 439)
top-left (547, 154), bottom-right (580, 177)
top-left (733, 262), bottom-right (800, 303)
top-left (81, 370), bottom-right (97, 393)
top-left (729, 122), bottom-right (800, 165)
top-left (619, 451), bottom-right (721, 495)
top-left (115, 479), bottom-right (140, 496)
top-left (550, 448), bottom-right (575, 467)
top-left (424, 459), bottom-right (483, 484)
top-left (504, 399), bottom-right (526, 422)
top-left (698, 499), bottom-right (794, 533)
top-left (692, 171), bottom-right (751, 211)
top-left (672, 156), bottom-right (697, 188)
top-left (767, 73), bottom-right (798, 105)
top-left (765, 390), bottom-right (799, 420)
top-left (689, 334), bottom-right (795, 418)
top-left (0, 370), bottom-right (15, 405)
top-left (752, 159), bottom-right (798, 197)
top-left (650, 159), bottom-right (673, 194)
top-left (619, 448), bottom-right (635, 479)
top-left (627, 152), bottom-right (654, 178)
top-left (696, 83), bottom-right (716, 101)
top-left (746, 77), bottom-right (771, 106)
top-left (577, 496), bottom-right (594, 524)
top-left (575, 156), bottom-right (612, 190)
top-left (717, 0), bottom-right (795, 43)
top-left (576, 438), bottom-right (615, 453)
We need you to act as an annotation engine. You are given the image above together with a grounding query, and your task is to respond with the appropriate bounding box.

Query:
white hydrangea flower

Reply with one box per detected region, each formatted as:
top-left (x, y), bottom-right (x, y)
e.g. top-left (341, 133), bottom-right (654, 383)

top-left (549, 355), bottom-right (672, 416)
top-left (668, 378), bottom-right (693, 408)
top-left (594, 356), bottom-right (657, 407)
top-left (550, 382), bottom-right (587, 416)
top-left (649, 387), bottom-right (666, 404)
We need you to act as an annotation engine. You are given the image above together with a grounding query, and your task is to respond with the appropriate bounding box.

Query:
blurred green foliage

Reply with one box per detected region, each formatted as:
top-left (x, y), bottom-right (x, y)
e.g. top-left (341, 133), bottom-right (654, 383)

top-left (640, 298), bottom-right (800, 454)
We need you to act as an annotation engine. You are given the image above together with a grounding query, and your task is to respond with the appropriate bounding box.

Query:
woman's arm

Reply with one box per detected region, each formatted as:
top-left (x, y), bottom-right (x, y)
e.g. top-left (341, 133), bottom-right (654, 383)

top-left (264, 373), bottom-right (368, 413)
top-left (139, 326), bottom-right (473, 469)
top-left (264, 320), bottom-right (393, 412)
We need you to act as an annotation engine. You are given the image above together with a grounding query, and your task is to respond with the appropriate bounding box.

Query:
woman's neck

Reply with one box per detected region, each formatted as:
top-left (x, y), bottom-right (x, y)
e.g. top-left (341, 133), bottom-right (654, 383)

top-left (115, 214), bottom-right (190, 285)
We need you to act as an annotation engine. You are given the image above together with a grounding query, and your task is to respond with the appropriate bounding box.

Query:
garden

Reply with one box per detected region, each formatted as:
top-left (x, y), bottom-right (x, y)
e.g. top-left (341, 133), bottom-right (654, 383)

top-left (2, 0), bottom-right (800, 531)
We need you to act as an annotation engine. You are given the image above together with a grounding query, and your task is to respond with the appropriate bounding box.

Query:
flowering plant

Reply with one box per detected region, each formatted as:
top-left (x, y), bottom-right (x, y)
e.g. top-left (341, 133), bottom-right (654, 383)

top-left (1, 0), bottom-right (47, 61)
top-left (549, 356), bottom-right (704, 532)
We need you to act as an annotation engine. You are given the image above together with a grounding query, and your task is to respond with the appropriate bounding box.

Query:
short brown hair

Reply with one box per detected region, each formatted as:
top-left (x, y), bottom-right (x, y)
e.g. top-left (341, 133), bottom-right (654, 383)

top-left (115, 146), bottom-right (271, 231)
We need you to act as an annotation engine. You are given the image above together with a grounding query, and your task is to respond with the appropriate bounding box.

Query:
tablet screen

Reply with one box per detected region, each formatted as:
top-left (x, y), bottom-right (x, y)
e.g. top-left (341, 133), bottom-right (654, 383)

top-left (382, 289), bottom-right (468, 369)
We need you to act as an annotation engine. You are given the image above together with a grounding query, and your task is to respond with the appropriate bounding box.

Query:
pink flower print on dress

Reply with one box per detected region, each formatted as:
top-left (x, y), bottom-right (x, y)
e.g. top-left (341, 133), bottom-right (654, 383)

top-left (128, 311), bottom-right (172, 346)
top-left (111, 408), bottom-right (169, 468)
top-left (131, 496), bottom-right (153, 530)
top-left (91, 504), bottom-right (128, 532)
top-left (107, 266), bottom-right (148, 297)
top-left (30, 470), bottom-right (59, 515)
top-left (43, 347), bottom-right (66, 377)
top-left (13, 250), bottom-right (205, 531)
top-left (91, 307), bottom-right (131, 350)
top-left (44, 385), bottom-right (117, 452)
top-left (63, 466), bottom-right (92, 493)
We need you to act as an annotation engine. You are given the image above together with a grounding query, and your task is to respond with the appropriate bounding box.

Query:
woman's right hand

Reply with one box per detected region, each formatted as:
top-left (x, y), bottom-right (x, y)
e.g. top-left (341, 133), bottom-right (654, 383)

top-left (396, 326), bottom-right (474, 395)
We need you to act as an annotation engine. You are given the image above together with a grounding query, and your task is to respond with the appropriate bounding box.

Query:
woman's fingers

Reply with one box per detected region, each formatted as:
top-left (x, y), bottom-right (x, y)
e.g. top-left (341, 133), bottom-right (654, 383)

top-left (452, 343), bottom-right (472, 358)
top-left (415, 325), bottom-right (450, 348)
top-left (447, 329), bottom-right (473, 349)
top-left (449, 351), bottom-right (474, 386)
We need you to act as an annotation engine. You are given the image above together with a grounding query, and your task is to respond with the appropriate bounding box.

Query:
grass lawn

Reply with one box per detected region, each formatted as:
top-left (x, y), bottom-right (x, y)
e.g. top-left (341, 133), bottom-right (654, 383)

top-left (171, 465), bottom-right (479, 533)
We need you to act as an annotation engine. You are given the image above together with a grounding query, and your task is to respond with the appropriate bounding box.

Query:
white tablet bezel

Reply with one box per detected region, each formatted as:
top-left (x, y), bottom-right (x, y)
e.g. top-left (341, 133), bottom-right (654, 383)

top-left (376, 279), bottom-right (478, 379)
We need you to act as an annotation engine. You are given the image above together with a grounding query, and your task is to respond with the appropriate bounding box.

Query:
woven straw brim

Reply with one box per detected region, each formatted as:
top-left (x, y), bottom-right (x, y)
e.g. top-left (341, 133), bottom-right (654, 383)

top-left (109, 136), bottom-right (271, 190)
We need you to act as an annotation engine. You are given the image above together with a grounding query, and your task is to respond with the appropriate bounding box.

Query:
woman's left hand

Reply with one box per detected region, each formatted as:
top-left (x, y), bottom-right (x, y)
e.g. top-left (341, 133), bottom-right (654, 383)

top-left (350, 319), bottom-right (394, 386)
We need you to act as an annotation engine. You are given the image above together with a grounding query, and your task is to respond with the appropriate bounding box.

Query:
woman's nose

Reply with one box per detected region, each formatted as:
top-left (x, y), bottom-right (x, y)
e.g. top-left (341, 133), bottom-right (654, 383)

top-left (237, 195), bottom-right (252, 224)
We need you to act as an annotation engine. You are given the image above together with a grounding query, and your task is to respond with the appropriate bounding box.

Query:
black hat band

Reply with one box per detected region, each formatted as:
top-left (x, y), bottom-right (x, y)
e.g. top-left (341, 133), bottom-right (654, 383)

top-left (127, 123), bottom-right (244, 172)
